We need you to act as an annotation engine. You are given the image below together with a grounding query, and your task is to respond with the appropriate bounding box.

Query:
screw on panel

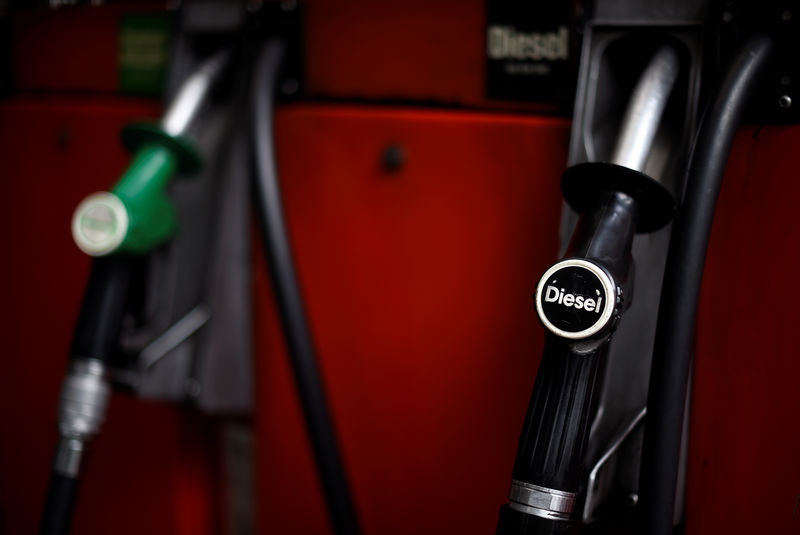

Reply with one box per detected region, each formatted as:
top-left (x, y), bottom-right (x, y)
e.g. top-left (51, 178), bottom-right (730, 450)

top-left (779, 95), bottom-right (793, 109)
top-left (381, 144), bottom-right (406, 174)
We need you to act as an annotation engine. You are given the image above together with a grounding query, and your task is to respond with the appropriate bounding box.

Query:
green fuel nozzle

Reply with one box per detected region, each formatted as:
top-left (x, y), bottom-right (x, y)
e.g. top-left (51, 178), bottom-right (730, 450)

top-left (71, 127), bottom-right (200, 256)
top-left (71, 50), bottom-right (229, 257)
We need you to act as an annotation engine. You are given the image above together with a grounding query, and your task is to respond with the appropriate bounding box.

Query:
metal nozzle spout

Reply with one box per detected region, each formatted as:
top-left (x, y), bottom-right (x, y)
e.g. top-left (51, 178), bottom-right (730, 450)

top-left (610, 45), bottom-right (681, 173)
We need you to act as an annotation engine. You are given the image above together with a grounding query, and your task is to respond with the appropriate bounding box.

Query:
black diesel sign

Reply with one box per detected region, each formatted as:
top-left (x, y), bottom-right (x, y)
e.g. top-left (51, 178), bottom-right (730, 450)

top-left (535, 259), bottom-right (616, 340)
top-left (485, 1), bottom-right (576, 107)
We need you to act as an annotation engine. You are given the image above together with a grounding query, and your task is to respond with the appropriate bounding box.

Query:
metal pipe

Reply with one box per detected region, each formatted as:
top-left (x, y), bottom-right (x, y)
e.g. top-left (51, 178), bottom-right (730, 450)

top-left (162, 49), bottom-right (231, 137)
top-left (611, 45), bottom-right (680, 172)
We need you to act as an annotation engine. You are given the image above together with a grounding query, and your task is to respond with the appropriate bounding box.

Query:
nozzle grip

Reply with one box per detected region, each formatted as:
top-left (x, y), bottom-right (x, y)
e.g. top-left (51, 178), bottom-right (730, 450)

top-left (511, 335), bottom-right (608, 493)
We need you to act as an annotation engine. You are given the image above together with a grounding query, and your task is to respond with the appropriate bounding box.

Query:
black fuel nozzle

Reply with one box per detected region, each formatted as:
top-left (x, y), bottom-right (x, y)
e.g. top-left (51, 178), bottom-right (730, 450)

top-left (497, 45), bottom-right (680, 535)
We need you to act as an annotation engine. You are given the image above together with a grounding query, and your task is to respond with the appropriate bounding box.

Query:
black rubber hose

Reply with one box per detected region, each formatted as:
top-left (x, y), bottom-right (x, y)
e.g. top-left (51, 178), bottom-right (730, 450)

top-left (39, 257), bottom-right (133, 535)
top-left (639, 33), bottom-right (774, 535)
top-left (39, 474), bottom-right (79, 535)
top-left (70, 256), bottom-right (134, 362)
top-left (250, 40), bottom-right (361, 535)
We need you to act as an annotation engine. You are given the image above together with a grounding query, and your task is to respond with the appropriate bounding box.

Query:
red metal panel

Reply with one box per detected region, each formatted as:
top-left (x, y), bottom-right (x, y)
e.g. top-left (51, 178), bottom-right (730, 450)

top-left (10, 0), bottom-right (556, 111)
top-left (0, 97), bottom-right (218, 535)
top-left (304, 0), bottom-right (559, 113)
top-left (10, 4), bottom-right (167, 94)
top-left (305, 0), bottom-right (484, 103)
top-left (254, 105), bottom-right (568, 534)
top-left (686, 125), bottom-right (800, 534)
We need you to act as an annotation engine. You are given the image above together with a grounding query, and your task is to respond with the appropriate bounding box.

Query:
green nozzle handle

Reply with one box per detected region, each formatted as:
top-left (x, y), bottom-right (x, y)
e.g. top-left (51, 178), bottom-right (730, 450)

top-left (71, 49), bottom-right (228, 257)
top-left (112, 144), bottom-right (178, 253)
top-left (71, 118), bottom-right (204, 257)
top-left (72, 142), bottom-right (180, 256)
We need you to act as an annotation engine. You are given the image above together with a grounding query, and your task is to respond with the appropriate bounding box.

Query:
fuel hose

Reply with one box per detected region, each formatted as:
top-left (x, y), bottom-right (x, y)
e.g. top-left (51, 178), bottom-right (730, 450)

top-left (39, 257), bottom-right (133, 535)
top-left (250, 39), bottom-right (362, 535)
top-left (639, 33), bottom-right (774, 535)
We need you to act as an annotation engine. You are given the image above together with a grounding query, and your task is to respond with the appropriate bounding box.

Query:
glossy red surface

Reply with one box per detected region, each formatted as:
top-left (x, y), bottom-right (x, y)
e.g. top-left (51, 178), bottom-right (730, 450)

top-left (254, 105), bottom-right (568, 534)
top-left (11, 4), bottom-right (167, 94)
top-left (686, 125), bottom-right (800, 534)
top-left (304, 0), bottom-right (559, 112)
top-left (304, 0), bottom-right (484, 103)
top-left (0, 97), bottom-right (219, 535)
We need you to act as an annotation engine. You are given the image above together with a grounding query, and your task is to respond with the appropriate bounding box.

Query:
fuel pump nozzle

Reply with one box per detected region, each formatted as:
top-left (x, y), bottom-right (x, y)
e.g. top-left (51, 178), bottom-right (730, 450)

top-left (71, 50), bottom-right (229, 257)
top-left (39, 50), bottom-right (230, 535)
top-left (496, 45), bottom-right (680, 534)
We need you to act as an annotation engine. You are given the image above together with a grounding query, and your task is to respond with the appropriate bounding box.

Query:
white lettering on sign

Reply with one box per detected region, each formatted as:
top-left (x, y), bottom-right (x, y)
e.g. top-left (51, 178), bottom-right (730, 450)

top-left (543, 286), bottom-right (602, 313)
top-left (487, 26), bottom-right (569, 61)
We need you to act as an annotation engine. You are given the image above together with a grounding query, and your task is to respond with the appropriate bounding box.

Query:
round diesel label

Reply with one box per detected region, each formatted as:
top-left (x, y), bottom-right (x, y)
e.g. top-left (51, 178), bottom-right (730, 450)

top-left (535, 259), bottom-right (615, 339)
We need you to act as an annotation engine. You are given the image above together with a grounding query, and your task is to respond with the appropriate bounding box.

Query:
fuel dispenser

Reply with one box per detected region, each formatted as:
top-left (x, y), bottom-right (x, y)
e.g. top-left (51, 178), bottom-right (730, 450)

top-left (39, 4), bottom-right (359, 535)
top-left (497, 42), bottom-right (682, 532)
top-left (496, 34), bottom-right (774, 534)
top-left (0, 1), bottom-right (797, 535)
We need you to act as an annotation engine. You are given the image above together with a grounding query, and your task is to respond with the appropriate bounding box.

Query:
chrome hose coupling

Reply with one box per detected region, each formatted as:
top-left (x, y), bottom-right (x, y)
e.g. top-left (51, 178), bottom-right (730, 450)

top-left (509, 480), bottom-right (577, 521)
top-left (54, 359), bottom-right (111, 477)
